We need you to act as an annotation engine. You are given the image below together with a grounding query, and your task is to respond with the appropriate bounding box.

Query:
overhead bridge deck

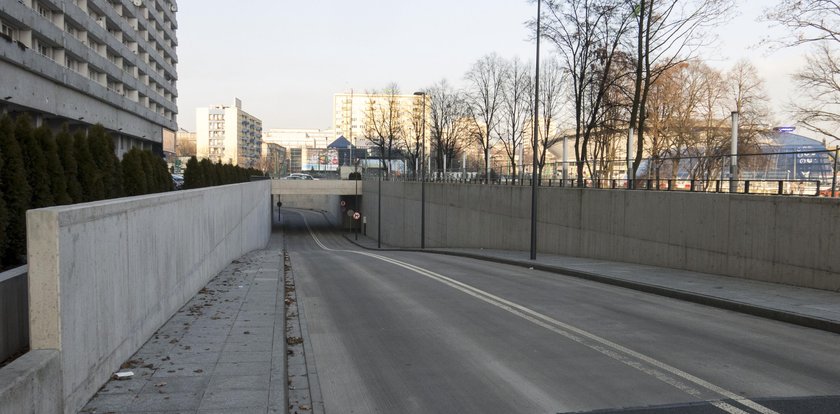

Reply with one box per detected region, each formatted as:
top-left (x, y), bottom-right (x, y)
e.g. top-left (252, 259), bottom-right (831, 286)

top-left (271, 179), bottom-right (363, 196)
top-left (271, 179), bottom-right (363, 227)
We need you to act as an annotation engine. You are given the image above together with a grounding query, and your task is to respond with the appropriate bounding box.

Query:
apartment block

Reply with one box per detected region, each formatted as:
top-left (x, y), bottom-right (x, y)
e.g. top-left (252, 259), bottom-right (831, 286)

top-left (333, 91), bottom-right (428, 150)
top-left (0, 0), bottom-right (178, 156)
top-left (195, 98), bottom-right (262, 168)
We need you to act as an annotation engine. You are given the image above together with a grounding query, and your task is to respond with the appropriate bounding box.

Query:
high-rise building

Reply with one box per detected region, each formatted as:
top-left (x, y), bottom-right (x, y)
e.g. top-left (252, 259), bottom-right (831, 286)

top-left (195, 98), bottom-right (262, 167)
top-left (333, 91), bottom-right (427, 149)
top-left (0, 0), bottom-right (179, 157)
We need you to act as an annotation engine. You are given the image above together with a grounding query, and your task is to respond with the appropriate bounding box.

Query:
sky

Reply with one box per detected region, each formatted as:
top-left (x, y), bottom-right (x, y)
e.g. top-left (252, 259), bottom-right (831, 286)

top-left (175, 0), bottom-right (822, 141)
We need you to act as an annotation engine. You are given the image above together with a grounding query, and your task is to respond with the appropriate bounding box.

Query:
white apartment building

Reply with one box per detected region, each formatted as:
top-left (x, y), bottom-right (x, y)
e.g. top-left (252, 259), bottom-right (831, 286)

top-left (0, 0), bottom-right (178, 156)
top-left (195, 98), bottom-right (262, 168)
top-left (333, 91), bottom-right (428, 150)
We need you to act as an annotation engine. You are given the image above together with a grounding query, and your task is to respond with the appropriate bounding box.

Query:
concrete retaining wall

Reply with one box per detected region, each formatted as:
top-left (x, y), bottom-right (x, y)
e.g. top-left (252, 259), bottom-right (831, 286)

top-left (364, 182), bottom-right (840, 291)
top-left (24, 181), bottom-right (271, 414)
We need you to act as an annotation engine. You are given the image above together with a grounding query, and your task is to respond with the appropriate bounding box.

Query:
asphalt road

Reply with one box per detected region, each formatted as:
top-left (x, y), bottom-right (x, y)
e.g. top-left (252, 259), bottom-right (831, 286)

top-left (282, 209), bottom-right (840, 414)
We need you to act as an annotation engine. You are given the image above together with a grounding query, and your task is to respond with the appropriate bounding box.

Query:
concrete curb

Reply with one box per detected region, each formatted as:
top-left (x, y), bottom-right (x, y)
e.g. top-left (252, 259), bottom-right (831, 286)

top-left (343, 235), bottom-right (840, 336)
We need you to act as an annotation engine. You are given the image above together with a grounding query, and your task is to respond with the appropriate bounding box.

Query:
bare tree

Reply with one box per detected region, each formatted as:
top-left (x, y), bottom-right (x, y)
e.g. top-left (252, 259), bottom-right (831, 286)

top-left (590, 71), bottom-right (631, 184)
top-left (765, 0), bottom-right (840, 46)
top-left (464, 54), bottom-right (507, 183)
top-left (690, 63), bottom-right (729, 186)
top-left (645, 61), bottom-right (703, 180)
top-left (497, 57), bottom-right (532, 183)
top-left (536, 58), bottom-right (567, 178)
top-left (363, 83), bottom-right (405, 177)
top-left (405, 93), bottom-right (425, 178)
top-left (791, 44), bottom-right (840, 140)
top-left (428, 80), bottom-right (470, 176)
top-left (725, 60), bottom-right (772, 176)
top-left (627, 0), bottom-right (735, 184)
top-left (541, 0), bottom-right (632, 186)
top-left (766, 1), bottom-right (840, 140)
top-left (727, 60), bottom-right (771, 135)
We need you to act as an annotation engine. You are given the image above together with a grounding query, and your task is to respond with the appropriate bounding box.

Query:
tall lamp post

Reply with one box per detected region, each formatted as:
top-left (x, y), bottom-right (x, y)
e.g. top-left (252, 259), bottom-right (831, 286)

top-left (377, 156), bottom-right (382, 248)
top-left (530, 0), bottom-right (541, 260)
top-left (414, 91), bottom-right (427, 249)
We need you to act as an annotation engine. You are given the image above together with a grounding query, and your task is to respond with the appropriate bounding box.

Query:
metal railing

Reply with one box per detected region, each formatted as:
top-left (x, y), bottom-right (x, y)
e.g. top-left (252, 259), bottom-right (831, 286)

top-left (372, 175), bottom-right (829, 197)
top-left (0, 266), bottom-right (29, 367)
top-left (361, 148), bottom-right (840, 198)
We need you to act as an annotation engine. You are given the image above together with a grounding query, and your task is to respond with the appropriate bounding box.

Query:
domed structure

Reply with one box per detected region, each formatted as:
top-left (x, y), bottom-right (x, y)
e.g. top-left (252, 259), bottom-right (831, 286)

top-left (749, 128), bottom-right (835, 182)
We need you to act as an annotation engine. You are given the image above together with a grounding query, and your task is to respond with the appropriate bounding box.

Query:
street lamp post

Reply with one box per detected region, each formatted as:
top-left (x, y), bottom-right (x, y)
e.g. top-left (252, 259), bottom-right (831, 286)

top-left (832, 147), bottom-right (838, 198)
top-left (530, 0), bottom-right (541, 261)
top-left (377, 162), bottom-right (382, 248)
top-left (355, 157), bottom-right (359, 240)
top-left (414, 91), bottom-right (426, 249)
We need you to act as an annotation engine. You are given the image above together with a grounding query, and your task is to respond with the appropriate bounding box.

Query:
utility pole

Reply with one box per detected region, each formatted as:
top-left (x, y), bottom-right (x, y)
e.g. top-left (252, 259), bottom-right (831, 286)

top-left (530, 0), bottom-right (541, 261)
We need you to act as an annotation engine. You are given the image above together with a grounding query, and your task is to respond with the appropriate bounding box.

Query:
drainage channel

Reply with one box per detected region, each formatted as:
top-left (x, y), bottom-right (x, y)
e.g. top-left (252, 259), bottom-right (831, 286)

top-left (284, 249), bottom-right (324, 414)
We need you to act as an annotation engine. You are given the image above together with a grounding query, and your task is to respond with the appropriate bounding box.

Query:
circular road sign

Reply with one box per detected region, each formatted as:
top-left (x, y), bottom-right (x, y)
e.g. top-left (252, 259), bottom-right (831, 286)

top-left (340, 200), bottom-right (346, 207)
top-left (353, 212), bottom-right (361, 220)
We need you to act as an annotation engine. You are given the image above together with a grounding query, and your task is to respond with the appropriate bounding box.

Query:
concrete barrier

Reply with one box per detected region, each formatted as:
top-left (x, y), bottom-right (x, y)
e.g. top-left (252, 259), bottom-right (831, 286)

top-left (0, 350), bottom-right (60, 414)
top-left (364, 182), bottom-right (840, 291)
top-left (270, 178), bottom-right (362, 196)
top-left (24, 181), bottom-right (271, 414)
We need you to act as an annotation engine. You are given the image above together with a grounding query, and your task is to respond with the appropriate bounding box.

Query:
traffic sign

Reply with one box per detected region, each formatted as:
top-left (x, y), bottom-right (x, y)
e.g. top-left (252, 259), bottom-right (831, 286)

top-left (340, 200), bottom-right (346, 207)
top-left (353, 212), bottom-right (361, 220)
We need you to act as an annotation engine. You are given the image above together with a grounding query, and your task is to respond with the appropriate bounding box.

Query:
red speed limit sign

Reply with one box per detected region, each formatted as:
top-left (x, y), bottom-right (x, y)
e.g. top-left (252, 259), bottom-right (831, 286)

top-left (353, 212), bottom-right (361, 220)
top-left (340, 200), bottom-right (346, 207)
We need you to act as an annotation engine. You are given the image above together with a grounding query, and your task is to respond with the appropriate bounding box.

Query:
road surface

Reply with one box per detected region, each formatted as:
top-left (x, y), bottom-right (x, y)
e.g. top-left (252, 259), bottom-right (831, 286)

top-left (282, 209), bottom-right (840, 414)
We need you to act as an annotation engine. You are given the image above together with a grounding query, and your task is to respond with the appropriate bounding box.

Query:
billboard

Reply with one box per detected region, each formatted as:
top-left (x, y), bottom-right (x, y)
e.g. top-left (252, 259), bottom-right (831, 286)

top-left (302, 148), bottom-right (339, 171)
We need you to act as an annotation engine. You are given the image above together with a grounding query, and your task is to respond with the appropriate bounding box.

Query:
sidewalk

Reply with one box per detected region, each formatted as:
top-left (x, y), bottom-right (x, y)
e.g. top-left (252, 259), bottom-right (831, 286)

top-left (80, 243), bottom-right (286, 414)
top-left (347, 235), bottom-right (840, 335)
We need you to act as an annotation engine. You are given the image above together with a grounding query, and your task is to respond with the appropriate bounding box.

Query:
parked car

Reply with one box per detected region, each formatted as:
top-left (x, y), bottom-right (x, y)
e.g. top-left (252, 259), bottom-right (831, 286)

top-left (171, 174), bottom-right (184, 189)
top-left (283, 173), bottom-right (316, 180)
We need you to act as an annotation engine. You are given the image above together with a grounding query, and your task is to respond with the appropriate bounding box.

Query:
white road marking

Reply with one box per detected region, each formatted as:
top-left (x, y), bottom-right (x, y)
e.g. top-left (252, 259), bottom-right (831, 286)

top-left (294, 211), bottom-right (778, 414)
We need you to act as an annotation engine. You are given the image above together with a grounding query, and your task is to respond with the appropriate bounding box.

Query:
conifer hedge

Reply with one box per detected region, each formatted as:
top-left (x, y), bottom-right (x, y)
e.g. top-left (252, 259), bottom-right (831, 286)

top-left (181, 156), bottom-right (262, 189)
top-left (0, 115), bottom-right (262, 270)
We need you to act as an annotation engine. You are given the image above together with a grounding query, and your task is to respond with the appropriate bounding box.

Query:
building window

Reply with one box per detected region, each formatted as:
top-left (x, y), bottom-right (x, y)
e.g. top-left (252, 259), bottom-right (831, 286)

top-left (1, 19), bottom-right (18, 42)
top-left (65, 56), bottom-right (80, 72)
top-left (36, 2), bottom-right (52, 20)
top-left (35, 39), bottom-right (54, 60)
top-left (65, 23), bottom-right (82, 40)
top-left (89, 67), bottom-right (104, 84)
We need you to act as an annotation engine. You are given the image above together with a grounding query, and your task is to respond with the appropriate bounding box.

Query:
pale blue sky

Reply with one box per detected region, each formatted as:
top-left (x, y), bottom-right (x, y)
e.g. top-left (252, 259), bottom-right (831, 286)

top-left (176, 1), bottom-right (809, 134)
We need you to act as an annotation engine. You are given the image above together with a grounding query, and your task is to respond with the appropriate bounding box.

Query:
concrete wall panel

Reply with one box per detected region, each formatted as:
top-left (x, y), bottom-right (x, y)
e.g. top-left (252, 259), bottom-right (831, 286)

top-left (26, 182), bottom-right (270, 414)
top-left (364, 182), bottom-right (840, 291)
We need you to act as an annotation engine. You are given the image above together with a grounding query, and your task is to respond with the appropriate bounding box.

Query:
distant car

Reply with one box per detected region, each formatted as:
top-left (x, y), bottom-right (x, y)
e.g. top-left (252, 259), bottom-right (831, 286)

top-left (283, 173), bottom-right (315, 180)
top-left (171, 174), bottom-right (184, 189)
